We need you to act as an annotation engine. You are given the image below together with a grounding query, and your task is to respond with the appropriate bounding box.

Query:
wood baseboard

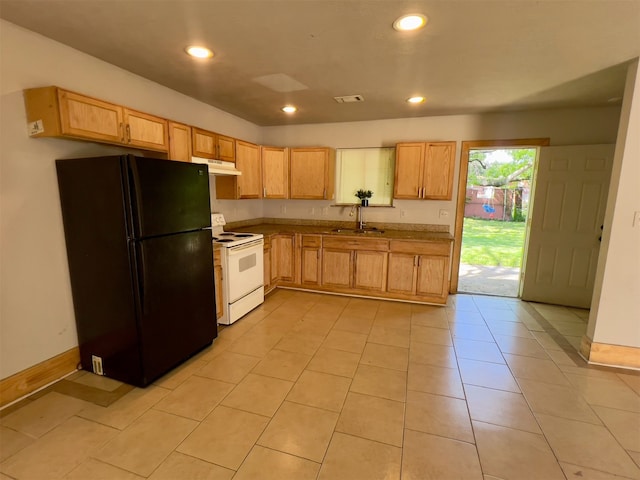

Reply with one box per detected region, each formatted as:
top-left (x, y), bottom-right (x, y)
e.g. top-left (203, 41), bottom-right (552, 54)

top-left (0, 347), bottom-right (80, 408)
top-left (580, 335), bottom-right (640, 370)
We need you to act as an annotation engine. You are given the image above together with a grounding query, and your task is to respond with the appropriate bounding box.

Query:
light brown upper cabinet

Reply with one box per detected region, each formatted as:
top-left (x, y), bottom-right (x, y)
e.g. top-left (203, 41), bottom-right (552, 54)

top-left (123, 108), bottom-right (169, 152)
top-left (262, 146), bottom-right (289, 199)
top-left (394, 142), bottom-right (456, 200)
top-left (215, 140), bottom-right (262, 199)
top-left (289, 147), bottom-right (336, 200)
top-left (192, 127), bottom-right (236, 162)
top-left (23, 86), bottom-right (169, 152)
top-left (167, 122), bottom-right (192, 162)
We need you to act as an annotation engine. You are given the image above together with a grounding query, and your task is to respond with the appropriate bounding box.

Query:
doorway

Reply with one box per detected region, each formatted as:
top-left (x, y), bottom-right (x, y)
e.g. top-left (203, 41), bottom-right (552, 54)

top-left (458, 148), bottom-right (537, 297)
top-left (450, 138), bottom-right (550, 295)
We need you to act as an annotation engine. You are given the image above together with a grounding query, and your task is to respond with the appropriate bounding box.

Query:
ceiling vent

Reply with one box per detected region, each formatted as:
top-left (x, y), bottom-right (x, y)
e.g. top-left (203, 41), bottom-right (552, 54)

top-left (333, 95), bottom-right (364, 103)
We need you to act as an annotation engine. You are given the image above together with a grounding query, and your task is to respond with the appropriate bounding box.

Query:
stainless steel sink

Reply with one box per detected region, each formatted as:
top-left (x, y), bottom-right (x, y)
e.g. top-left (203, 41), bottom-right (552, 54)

top-left (331, 228), bottom-right (385, 235)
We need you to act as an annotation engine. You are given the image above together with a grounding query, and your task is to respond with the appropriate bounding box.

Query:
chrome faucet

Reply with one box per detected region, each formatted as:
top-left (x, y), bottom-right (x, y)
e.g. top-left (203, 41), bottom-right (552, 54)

top-left (357, 204), bottom-right (366, 230)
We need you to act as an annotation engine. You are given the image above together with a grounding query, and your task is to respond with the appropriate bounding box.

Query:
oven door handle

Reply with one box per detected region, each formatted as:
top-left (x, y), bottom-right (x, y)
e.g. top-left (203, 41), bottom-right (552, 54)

top-left (227, 239), bottom-right (263, 255)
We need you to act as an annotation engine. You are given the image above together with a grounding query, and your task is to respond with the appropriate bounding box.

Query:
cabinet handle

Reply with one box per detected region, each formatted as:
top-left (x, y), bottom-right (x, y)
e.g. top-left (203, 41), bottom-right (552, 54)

top-left (417, 256), bottom-right (422, 267)
top-left (352, 251), bottom-right (356, 287)
top-left (126, 124), bottom-right (131, 143)
top-left (263, 187), bottom-right (267, 197)
top-left (414, 256), bottom-right (418, 267)
top-left (120, 123), bottom-right (125, 142)
top-left (323, 188), bottom-right (326, 199)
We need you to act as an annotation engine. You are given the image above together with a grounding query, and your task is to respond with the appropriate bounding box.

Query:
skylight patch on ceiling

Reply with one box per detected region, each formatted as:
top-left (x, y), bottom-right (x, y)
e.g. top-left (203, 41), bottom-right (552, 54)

top-left (252, 73), bottom-right (309, 92)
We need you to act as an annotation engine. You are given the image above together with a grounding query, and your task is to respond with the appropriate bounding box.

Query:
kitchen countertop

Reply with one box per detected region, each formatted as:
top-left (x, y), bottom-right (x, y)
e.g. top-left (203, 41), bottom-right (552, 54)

top-left (229, 220), bottom-right (454, 242)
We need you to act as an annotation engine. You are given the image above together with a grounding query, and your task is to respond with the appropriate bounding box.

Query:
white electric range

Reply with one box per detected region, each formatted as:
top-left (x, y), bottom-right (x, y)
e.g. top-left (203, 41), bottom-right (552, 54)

top-left (211, 213), bottom-right (264, 325)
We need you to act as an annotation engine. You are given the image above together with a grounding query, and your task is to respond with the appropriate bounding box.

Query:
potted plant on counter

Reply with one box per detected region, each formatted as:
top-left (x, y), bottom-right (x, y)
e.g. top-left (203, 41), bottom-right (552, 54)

top-left (355, 189), bottom-right (373, 207)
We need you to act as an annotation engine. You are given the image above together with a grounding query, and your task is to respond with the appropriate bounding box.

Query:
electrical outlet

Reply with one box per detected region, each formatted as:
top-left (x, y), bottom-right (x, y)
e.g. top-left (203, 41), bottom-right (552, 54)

top-left (280, 205), bottom-right (287, 214)
top-left (439, 209), bottom-right (449, 218)
top-left (91, 355), bottom-right (104, 375)
top-left (309, 207), bottom-right (316, 216)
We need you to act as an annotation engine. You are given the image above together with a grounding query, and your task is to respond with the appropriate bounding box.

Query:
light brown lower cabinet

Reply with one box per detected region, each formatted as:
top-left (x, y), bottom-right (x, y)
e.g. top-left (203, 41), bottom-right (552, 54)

top-left (213, 247), bottom-right (223, 320)
top-left (321, 249), bottom-right (353, 288)
top-left (264, 233), bottom-right (450, 305)
top-left (300, 235), bottom-right (322, 286)
top-left (321, 237), bottom-right (388, 293)
top-left (272, 234), bottom-right (295, 283)
top-left (387, 240), bottom-right (450, 302)
top-left (263, 237), bottom-right (272, 293)
top-left (354, 250), bottom-right (388, 291)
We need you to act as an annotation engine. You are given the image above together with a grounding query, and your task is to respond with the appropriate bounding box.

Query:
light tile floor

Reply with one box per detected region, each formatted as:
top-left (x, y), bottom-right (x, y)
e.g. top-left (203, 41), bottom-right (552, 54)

top-left (1, 290), bottom-right (640, 480)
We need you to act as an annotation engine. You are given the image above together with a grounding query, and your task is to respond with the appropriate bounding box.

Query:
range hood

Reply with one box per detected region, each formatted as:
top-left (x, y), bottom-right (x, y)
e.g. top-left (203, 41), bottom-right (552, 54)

top-left (191, 156), bottom-right (242, 176)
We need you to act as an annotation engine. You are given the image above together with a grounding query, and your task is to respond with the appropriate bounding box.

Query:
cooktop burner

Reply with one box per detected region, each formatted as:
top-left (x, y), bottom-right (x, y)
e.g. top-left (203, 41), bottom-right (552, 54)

top-left (212, 230), bottom-right (264, 247)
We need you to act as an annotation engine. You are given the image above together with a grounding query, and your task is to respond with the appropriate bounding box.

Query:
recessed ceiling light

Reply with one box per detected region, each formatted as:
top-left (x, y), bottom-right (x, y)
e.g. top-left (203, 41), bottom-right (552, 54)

top-left (185, 46), bottom-right (214, 59)
top-left (407, 96), bottom-right (426, 104)
top-left (282, 105), bottom-right (297, 113)
top-left (393, 14), bottom-right (427, 32)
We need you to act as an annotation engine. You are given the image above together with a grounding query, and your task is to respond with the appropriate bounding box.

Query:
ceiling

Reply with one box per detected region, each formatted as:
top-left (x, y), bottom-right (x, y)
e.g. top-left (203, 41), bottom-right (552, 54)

top-left (1, 0), bottom-right (639, 126)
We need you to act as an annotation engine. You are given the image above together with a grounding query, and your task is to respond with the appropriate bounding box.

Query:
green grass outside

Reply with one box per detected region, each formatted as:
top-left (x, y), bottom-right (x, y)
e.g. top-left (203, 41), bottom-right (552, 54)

top-left (461, 218), bottom-right (526, 267)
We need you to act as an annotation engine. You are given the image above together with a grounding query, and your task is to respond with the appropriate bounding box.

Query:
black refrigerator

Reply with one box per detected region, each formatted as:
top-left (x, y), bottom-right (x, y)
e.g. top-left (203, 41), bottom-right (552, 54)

top-left (56, 155), bottom-right (217, 387)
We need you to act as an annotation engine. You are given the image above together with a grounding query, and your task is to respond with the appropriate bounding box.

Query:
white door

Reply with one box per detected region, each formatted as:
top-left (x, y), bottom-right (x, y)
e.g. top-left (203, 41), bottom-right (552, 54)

top-left (521, 145), bottom-right (615, 308)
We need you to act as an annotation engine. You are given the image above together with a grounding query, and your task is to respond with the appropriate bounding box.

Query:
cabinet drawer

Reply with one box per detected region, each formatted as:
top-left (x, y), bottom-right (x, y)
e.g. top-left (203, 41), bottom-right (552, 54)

top-left (389, 240), bottom-right (450, 256)
top-left (302, 235), bottom-right (322, 247)
top-left (323, 236), bottom-right (389, 251)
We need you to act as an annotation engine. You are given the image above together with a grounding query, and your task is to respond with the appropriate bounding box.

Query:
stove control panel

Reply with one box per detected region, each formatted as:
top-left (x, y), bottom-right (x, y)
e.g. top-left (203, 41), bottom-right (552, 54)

top-left (212, 213), bottom-right (226, 227)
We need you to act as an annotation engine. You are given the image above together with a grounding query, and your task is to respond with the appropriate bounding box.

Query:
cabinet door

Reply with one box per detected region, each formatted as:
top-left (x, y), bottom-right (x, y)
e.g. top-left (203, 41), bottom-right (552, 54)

top-left (192, 128), bottom-right (217, 158)
top-left (58, 89), bottom-right (124, 143)
top-left (273, 234), bottom-right (295, 282)
top-left (235, 141), bottom-right (262, 199)
top-left (290, 148), bottom-right (334, 199)
top-left (217, 134), bottom-right (236, 162)
top-left (423, 142), bottom-right (456, 200)
top-left (394, 143), bottom-right (424, 199)
top-left (354, 251), bottom-right (388, 291)
top-left (262, 146), bottom-right (289, 199)
top-left (213, 248), bottom-right (223, 320)
top-left (123, 109), bottom-right (169, 152)
top-left (386, 253), bottom-right (417, 294)
top-left (300, 236), bottom-right (322, 286)
top-left (416, 255), bottom-right (449, 298)
top-left (301, 247), bottom-right (321, 285)
top-left (168, 122), bottom-right (192, 162)
top-left (322, 249), bottom-right (352, 288)
top-left (270, 244), bottom-right (278, 284)
top-left (263, 245), bottom-right (271, 291)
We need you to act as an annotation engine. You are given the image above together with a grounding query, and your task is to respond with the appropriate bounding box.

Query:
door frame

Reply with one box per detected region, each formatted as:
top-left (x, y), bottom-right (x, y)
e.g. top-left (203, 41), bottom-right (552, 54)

top-left (450, 138), bottom-right (550, 293)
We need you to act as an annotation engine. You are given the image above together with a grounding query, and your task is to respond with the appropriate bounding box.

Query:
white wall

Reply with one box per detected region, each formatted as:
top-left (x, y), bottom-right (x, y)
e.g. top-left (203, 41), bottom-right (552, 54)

top-left (0, 21), bottom-right (260, 379)
top-left (588, 60), bottom-right (640, 349)
top-left (261, 107), bottom-right (622, 231)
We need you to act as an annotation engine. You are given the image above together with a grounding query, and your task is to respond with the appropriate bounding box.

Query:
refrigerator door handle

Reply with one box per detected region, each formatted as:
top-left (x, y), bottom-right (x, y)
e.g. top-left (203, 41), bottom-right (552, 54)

top-left (132, 241), bottom-right (146, 315)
